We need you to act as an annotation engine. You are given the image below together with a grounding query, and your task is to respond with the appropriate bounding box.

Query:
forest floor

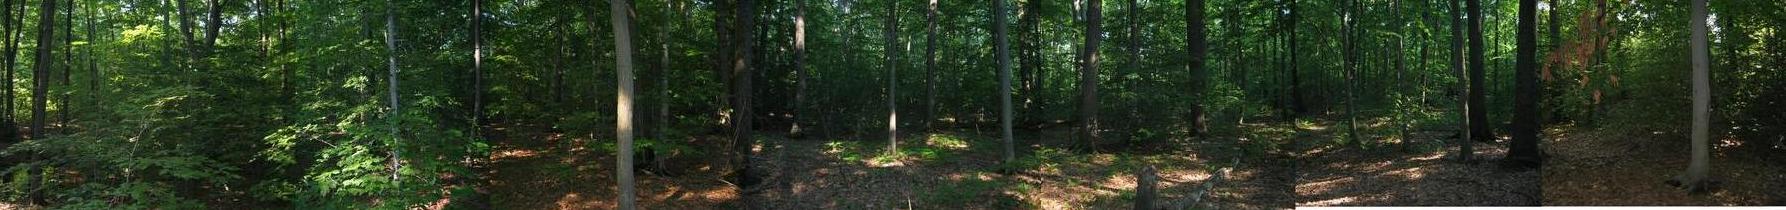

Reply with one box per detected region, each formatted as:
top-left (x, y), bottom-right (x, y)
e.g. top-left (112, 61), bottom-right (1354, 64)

top-left (1542, 125), bottom-right (1786, 205)
top-left (1292, 119), bottom-right (1540, 206)
top-left (476, 121), bottom-right (1298, 209)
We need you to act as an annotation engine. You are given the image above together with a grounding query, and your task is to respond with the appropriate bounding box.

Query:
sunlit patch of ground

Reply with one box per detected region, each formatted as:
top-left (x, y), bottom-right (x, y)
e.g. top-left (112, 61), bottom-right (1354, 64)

top-left (1294, 120), bottom-right (1539, 206)
top-left (1542, 126), bottom-right (1785, 205)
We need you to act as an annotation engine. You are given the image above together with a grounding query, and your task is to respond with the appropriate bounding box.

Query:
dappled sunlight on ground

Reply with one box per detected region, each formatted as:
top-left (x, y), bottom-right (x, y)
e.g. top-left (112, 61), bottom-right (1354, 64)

top-left (1295, 120), bottom-right (1539, 206)
top-left (1543, 126), bottom-right (1784, 205)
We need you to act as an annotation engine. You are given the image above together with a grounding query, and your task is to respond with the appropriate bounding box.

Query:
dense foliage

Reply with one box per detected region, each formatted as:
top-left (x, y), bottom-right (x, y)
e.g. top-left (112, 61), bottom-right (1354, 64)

top-left (0, 0), bottom-right (1772, 208)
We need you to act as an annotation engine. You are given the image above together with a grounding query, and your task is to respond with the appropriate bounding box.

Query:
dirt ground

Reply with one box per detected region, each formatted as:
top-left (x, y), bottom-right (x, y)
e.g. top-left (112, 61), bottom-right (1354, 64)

top-left (478, 122), bottom-right (1297, 209)
top-left (1541, 125), bottom-right (1786, 205)
top-left (1293, 121), bottom-right (1541, 206)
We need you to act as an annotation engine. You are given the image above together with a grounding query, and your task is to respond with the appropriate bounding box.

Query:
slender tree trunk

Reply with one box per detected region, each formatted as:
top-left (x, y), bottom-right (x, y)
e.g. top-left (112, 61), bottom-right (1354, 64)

top-left (1078, 0), bottom-right (1102, 148)
top-left (790, 0), bottom-right (806, 137)
top-left (885, 0), bottom-right (899, 153)
top-left (994, 0), bottom-right (1015, 164)
top-left (383, 0), bottom-right (402, 184)
top-left (472, 0), bottom-right (483, 130)
top-left (1343, 0), bottom-right (1360, 145)
top-left (58, 0), bottom-right (70, 127)
top-left (31, 0), bottom-right (57, 140)
top-left (203, 0), bottom-right (223, 56)
top-left (552, 24), bottom-right (566, 104)
top-left (1467, 0), bottom-right (1490, 142)
top-left (1018, 0), bottom-right (1042, 126)
top-left (1449, 0), bottom-right (1471, 162)
top-left (1, 0), bottom-right (16, 142)
top-left (1671, 0), bottom-right (1712, 192)
top-left (1187, 0), bottom-right (1207, 137)
top-left (609, 0), bottom-right (639, 208)
top-left (1288, 0), bottom-right (1301, 116)
top-left (729, 0), bottom-right (758, 190)
top-left (924, 0), bottom-right (936, 132)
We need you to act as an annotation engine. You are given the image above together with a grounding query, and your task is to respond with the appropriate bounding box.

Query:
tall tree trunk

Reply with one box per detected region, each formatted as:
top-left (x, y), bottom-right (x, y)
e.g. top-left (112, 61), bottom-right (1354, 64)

top-left (59, 0), bottom-right (70, 127)
top-left (175, 0), bottom-right (196, 60)
top-left (1, 0), bottom-right (16, 142)
top-left (1078, 0), bottom-right (1102, 148)
top-left (790, 0), bottom-right (806, 137)
top-left (1671, 0), bottom-right (1712, 193)
top-left (1343, 0), bottom-right (1360, 145)
top-left (729, 0), bottom-right (758, 190)
top-left (1288, 0), bottom-right (1302, 116)
top-left (383, 0), bottom-right (402, 184)
top-left (609, 0), bottom-right (639, 208)
top-left (924, 0), bottom-right (936, 132)
top-left (1467, 0), bottom-right (1490, 142)
top-left (1505, 0), bottom-right (1543, 169)
top-left (995, 0), bottom-right (1014, 164)
top-left (1187, 0), bottom-right (1207, 137)
top-left (472, 0), bottom-right (483, 130)
top-left (31, 0), bottom-right (57, 140)
top-left (552, 24), bottom-right (566, 104)
top-left (885, 0), bottom-right (899, 153)
top-left (1450, 0), bottom-right (1471, 162)
top-left (1018, 0), bottom-right (1042, 126)
top-left (203, 0), bottom-right (224, 57)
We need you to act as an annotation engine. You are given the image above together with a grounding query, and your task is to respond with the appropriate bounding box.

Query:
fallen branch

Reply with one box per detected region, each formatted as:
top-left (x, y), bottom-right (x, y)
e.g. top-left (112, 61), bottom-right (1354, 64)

top-left (1138, 158), bottom-right (1239, 210)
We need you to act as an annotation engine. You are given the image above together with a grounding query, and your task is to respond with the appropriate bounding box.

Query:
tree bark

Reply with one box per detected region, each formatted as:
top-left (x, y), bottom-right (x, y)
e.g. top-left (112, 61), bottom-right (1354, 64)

top-left (885, 0), bottom-right (899, 153)
top-left (1, 0), bottom-right (16, 142)
top-left (1505, 0), bottom-right (1542, 169)
top-left (790, 0), bottom-right (806, 137)
top-left (383, 0), bottom-right (402, 184)
top-left (1671, 0), bottom-right (1712, 193)
top-left (924, 0), bottom-right (937, 132)
top-left (472, 0), bottom-right (483, 130)
top-left (31, 0), bottom-right (57, 140)
top-left (1018, 0), bottom-right (1042, 126)
top-left (1450, 0), bottom-right (1471, 162)
top-left (609, 0), bottom-right (639, 208)
top-left (1288, 0), bottom-right (1302, 116)
top-left (1467, 0), bottom-right (1491, 142)
top-left (994, 0), bottom-right (1015, 164)
top-left (1079, 0), bottom-right (1102, 147)
top-left (1187, 0), bottom-right (1207, 137)
top-left (729, 0), bottom-right (759, 190)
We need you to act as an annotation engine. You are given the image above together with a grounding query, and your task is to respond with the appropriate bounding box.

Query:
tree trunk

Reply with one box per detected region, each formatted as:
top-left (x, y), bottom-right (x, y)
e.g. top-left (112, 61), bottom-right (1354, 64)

top-left (203, 0), bottom-right (224, 56)
top-left (31, 0), bottom-right (57, 140)
top-left (1018, 0), bottom-right (1042, 126)
top-left (383, 0), bottom-right (402, 184)
top-left (59, 0), bottom-right (71, 127)
top-left (1343, 0), bottom-right (1360, 145)
top-left (609, 0), bottom-right (639, 208)
top-left (1288, 0), bottom-right (1302, 116)
top-left (729, 0), bottom-right (758, 190)
top-left (1449, 0), bottom-right (1471, 162)
top-left (790, 0), bottom-right (806, 137)
top-left (1671, 0), bottom-right (1712, 193)
top-left (924, 0), bottom-right (937, 132)
top-left (1187, 0), bottom-right (1207, 137)
top-left (1505, 0), bottom-right (1542, 169)
top-left (885, 0), bottom-right (899, 153)
top-left (994, 0), bottom-right (1015, 164)
top-left (1, 0), bottom-right (16, 142)
top-left (1079, 0), bottom-right (1101, 148)
top-left (1467, 0), bottom-right (1491, 142)
top-left (472, 0), bottom-right (483, 130)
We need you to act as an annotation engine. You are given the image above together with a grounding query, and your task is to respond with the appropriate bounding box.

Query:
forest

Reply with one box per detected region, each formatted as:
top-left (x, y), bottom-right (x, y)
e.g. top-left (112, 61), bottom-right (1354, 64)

top-left (0, 0), bottom-right (1776, 209)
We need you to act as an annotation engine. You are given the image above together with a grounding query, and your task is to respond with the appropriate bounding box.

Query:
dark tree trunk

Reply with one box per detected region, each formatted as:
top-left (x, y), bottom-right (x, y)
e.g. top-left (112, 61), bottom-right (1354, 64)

top-left (1018, 0), bottom-right (1043, 126)
top-left (1, 0), bottom-right (16, 142)
top-left (729, 0), bottom-right (759, 190)
top-left (472, 0), bottom-right (483, 130)
top-left (924, 0), bottom-right (936, 132)
top-left (884, 0), bottom-right (899, 153)
top-left (1449, 0), bottom-right (1471, 162)
top-left (1288, 0), bottom-right (1302, 116)
top-left (1079, 0), bottom-right (1102, 147)
top-left (1187, 0), bottom-right (1207, 136)
top-left (790, 0), bottom-right (806, 137)
top-left (1505, 0), bottom-right (1542, 169)
top-left (31, 0), bottom-right (57, 140)
top-left (1467, 0), bottom-right (1491, 142)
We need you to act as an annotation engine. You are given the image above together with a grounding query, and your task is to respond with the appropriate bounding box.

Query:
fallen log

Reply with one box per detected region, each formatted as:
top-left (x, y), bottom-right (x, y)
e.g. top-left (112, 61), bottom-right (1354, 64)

top-left (1137, 158), bottom-right (1238, 210)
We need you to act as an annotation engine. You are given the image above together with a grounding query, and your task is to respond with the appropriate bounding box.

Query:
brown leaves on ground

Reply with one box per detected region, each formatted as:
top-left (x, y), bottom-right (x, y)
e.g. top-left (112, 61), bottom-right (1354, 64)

top-left (1542, 125), bottom-right (1786, 205)
top-left (1295, 124), bottom-right (1540, 206)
